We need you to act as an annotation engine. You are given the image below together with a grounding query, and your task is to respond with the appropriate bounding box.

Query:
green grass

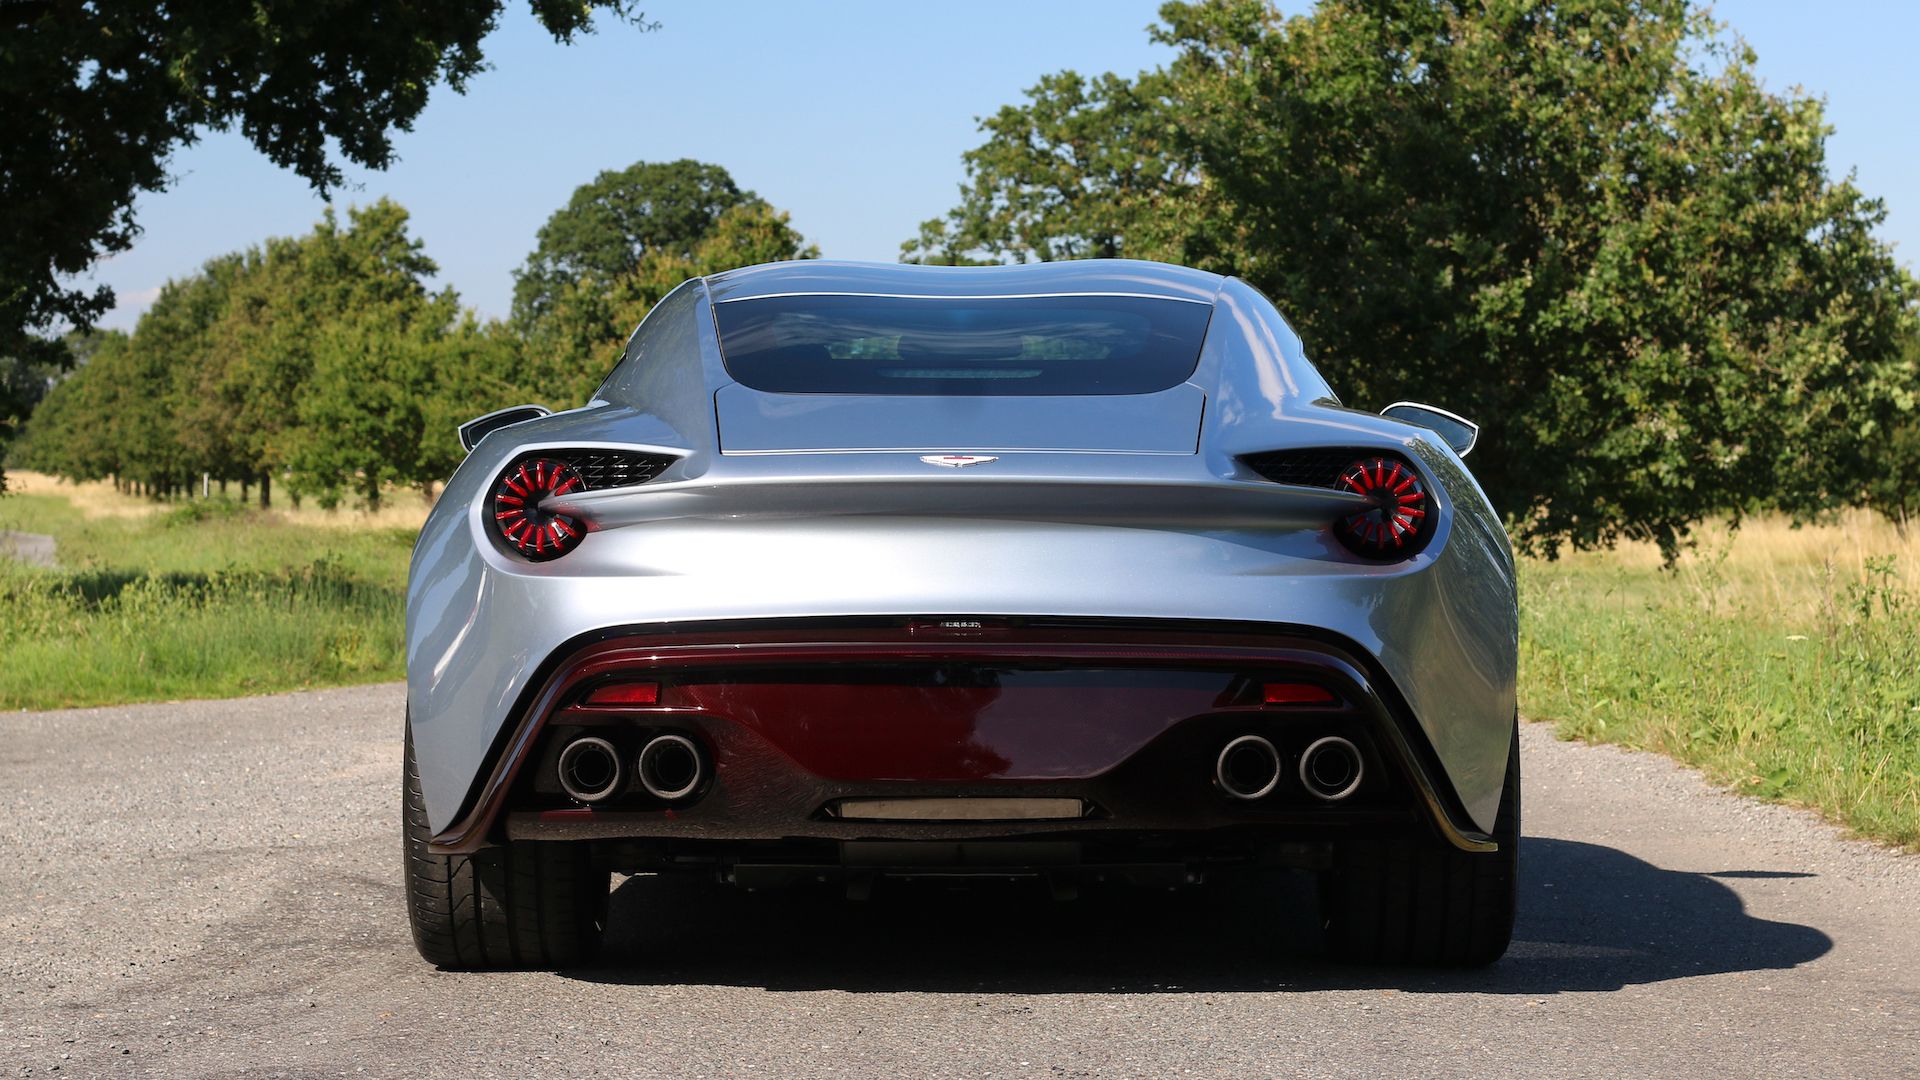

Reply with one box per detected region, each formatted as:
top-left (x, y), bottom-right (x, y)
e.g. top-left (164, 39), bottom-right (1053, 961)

top-left (1520, 520), bottom-right (1920, 850)
top-left (0, 492), bottom-right (413, 709)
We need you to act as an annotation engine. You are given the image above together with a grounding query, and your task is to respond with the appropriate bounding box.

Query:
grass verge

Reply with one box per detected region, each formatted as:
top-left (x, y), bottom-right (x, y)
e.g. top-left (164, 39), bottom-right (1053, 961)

top-left (0, 488), bottom-right (413, 710)
top-left (1521, 513), bottom-right (1920, 850)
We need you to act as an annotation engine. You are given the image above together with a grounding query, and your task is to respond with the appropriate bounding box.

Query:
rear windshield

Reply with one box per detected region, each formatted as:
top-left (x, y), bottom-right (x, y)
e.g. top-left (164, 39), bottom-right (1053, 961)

top-left (712, 293), bottom-right (1214, 395)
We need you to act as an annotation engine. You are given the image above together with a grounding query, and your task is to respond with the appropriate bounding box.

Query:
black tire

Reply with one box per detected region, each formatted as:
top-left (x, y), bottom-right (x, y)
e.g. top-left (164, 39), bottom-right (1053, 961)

top-left (1323, 716), bottom-right (1520, 966)
top-left (403, 722), bottom-right (607, 969)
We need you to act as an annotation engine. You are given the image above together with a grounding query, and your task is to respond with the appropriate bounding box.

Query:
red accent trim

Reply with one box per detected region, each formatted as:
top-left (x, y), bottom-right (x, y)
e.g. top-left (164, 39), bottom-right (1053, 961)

top-left (1262, 681), bottom-right (1339, 706)
top-left (584, 681), bottom-right (662, 707)
top-left (428, 626), bottom-right (1373, 854)
top-left (491, 458), bottom-right (587, 561)
top-left (1334, 454), bottom-right (1430, 558)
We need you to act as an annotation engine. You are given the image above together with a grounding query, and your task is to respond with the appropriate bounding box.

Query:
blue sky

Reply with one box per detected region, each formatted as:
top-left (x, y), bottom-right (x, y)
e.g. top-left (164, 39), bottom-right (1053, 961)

top-left (85, 0), bottom-right (1919, 331)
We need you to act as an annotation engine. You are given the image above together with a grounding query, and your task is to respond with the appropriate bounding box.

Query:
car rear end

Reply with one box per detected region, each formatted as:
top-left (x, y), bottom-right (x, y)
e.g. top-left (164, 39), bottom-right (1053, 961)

top-left (403, 262), bottom-right (1518, 968)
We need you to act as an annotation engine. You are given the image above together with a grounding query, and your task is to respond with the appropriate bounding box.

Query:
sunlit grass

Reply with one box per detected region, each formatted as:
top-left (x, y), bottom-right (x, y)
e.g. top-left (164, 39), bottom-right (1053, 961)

top-left (1521, 511), bottom-right (1920, 850)
top-left (4, 469), bottom-right (432, 531)
top-left (0, 488), bottom-right (413, 710)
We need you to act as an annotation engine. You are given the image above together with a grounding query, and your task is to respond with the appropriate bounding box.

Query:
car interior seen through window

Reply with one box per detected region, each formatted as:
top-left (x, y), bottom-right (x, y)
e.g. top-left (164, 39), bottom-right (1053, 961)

top-left (712, 293), bottom-right (1214, 395)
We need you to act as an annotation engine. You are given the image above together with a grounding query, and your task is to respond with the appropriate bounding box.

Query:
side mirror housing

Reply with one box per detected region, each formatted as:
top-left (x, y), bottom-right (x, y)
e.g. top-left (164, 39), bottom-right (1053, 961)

top-left (458, 404), bottom-right (552, 454)
top-left (1381, 401), bottom-right (1479, 458)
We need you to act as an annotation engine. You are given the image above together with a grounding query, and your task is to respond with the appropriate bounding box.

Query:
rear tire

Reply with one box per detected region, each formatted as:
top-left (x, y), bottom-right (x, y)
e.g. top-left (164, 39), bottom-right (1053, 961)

top-left (403, 721), bottom-right (607, 968)
top-left (1323, 716), bottom-right (1520, 966)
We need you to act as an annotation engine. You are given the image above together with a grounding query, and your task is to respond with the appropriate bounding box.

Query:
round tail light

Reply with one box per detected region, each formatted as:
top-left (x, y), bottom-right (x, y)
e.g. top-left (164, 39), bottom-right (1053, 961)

top-left (492, 458), bottom-right (587, 561)
top-left (1334, 456), bottom-right (1430, 558)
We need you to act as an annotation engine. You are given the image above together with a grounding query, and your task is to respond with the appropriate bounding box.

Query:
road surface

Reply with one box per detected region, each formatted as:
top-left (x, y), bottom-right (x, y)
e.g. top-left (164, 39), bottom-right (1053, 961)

top-left (2, 683), bottom-right (1915, 1077)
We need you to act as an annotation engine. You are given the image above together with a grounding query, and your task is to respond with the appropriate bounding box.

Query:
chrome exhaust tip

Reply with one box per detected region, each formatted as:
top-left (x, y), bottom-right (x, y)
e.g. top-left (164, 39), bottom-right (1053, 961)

top-left (556, 736), bottom-right (624, 803)
top-left (1216, 734), bottom-right (1281, 800)
top-left (1299, 735), bottom-right (1364, 801)
top-left (637, 733), bottom-right (705, 802)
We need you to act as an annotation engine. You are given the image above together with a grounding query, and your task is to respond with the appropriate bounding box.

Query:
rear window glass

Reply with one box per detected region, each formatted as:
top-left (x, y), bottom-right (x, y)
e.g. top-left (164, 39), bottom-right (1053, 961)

top-left (712, 293), bottom-right (1214, 395)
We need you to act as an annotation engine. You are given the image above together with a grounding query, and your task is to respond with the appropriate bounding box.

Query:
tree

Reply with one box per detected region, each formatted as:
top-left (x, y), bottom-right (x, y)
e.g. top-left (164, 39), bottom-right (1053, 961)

top-left (0, 2), bottom-right (655, 498)
top-left (903, 71), bottom-right (1202, 266)
top-left (518, 202), bottom-right (820, 405)
top-left (0, 334), bottom-right (79, 493)
top-left (916, 0), bottom-right (1919, 557)
top-left (11, 179), bottom-right (816, 509)
top-left (140, 257), bottom-right (257, 493)
top-left (1863, 334), bottom-right (1920, 532)
top-left (0, 1), bottom-right (653, 365)
top-left (512, 159), bottom-right (761, 328)
top-left (290, 298), bottom-right (456, 510)
top-left (13, 199), bottom-right (455, 507)
top-left (6, 332), bottom-right (128, 489)
top-left (210, 200), bottom-right (449, 506)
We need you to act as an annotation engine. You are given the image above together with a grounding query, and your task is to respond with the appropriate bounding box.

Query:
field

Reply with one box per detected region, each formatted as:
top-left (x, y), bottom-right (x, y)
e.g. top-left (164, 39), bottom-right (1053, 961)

top-left (0, 472), bottom-right (420, 709)
top-left (1521, 513), bottom-right (1920, 850)
top-left (3, 473), bottom-right (1915, 848)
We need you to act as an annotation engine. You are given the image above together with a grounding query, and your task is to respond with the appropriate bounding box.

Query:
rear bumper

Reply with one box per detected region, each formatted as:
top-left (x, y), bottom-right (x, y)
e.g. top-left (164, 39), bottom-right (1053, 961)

top-left (428, 618), bottom-right (1497, 857)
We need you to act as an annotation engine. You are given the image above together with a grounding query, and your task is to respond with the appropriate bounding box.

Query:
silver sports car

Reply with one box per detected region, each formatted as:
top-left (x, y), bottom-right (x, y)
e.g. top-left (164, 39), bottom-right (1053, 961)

top-left (403, 259), bottom-right (1518, 969)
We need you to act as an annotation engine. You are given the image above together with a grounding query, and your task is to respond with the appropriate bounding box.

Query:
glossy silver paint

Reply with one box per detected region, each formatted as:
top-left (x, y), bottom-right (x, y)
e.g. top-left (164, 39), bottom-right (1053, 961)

top-left (405, 260), bottom-right (1517, 837)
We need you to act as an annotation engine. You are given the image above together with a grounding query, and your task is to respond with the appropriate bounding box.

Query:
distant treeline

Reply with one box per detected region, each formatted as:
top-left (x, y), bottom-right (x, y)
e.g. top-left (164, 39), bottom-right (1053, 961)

top-left (8, 1), bottom-right (1920, 551)
top-left (11, 162), bottom-right (812, 509)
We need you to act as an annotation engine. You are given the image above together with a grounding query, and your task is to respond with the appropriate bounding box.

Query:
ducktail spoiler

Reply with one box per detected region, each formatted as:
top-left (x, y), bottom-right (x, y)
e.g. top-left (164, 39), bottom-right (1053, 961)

top-left (545, 473), bottom-right (1372, 531)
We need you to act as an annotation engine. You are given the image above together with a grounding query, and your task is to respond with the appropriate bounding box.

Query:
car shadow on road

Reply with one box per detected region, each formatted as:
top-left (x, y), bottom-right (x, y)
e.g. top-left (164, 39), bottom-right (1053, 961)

top-left (565, 836), bottom-right (1832, 994)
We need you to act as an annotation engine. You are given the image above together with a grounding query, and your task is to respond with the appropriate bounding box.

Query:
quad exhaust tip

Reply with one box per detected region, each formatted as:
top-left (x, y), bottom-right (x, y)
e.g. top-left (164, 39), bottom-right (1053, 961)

top-left (1299, 735), bottom-right (1364, 801)
top-left (637, 732), bottom-right (705, 802)
top-left (1216, 734), bottom-right (1282, 800)
top-left (556, 736), bottom-right (624, 803)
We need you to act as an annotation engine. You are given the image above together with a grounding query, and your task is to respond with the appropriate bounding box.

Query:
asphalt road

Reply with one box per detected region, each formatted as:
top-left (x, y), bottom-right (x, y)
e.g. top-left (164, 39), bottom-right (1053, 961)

top-left (3, 683), bottom-right (1916, 1078)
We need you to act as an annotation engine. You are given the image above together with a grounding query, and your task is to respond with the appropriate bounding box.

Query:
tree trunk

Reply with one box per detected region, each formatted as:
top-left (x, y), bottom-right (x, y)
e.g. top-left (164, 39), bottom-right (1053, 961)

top-left (364, 471), bottom-right (382, 513)
top-left (259, 471), bottom-right (272, 509)
top-left (241, 478), bottom-right (250, 503)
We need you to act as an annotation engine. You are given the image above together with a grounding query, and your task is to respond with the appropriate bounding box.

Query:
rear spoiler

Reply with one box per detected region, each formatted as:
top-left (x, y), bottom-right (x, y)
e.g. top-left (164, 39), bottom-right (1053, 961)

top-left (546, 473), bottom-right (1372, 531)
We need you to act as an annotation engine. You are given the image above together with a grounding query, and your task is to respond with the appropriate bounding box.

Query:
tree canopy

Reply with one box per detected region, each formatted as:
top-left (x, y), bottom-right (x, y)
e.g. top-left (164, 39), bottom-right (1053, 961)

top-left (512, 159), bottom-right (763, 328)
top-left (9, 166), bottom-right (815, 509)
top-left (0, 0), bottom-right (652, 365)
top-left (913, 0), bottom-right (1918, 555)
top-left (12, 200), bottom-right (460, 507)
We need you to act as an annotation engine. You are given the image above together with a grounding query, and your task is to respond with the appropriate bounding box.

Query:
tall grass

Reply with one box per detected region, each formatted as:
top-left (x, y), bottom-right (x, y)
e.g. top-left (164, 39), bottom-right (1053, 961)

top-left (0, 489), bottom-right (413, 710)
top-left (1521, 513), bottom-right (1920, 850)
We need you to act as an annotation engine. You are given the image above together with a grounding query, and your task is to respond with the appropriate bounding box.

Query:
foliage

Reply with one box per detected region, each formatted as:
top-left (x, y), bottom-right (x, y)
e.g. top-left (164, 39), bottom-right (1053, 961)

top-left (1863, 334), bottom-right (1920, 530)
top-left (520, 202), bottom-right (819, 403)
top-left (8, 172), bottom-right (814, 506)
top-left (513, 159), bottom-right (762, 327)
top-left (0, 332), bottom-right (89, 493)
top-left (903, 71), bottom-right (1196, 265)
top-left (917, 0), bottom-right (1919, 556)
top-left (0, 0), bottom-right (651, 367)
top-left (10, 200), bottom-right (455, 505)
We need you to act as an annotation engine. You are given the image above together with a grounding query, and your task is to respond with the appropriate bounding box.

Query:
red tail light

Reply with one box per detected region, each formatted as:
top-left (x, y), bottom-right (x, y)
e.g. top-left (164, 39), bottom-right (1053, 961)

top-left (492, 458), bottom-right (587, 561)
top-left (1334, 456), bottom-right (1430, 558)
top-left (583, 681), bottom-right (660, 707)
top-left (1262, 681), bottom-right (1339, 706)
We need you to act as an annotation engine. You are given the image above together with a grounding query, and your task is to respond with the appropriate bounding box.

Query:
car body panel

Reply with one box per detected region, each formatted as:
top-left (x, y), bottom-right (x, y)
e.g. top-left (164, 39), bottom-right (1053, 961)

top-left (406, 260), bottom-right (1516, 840)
